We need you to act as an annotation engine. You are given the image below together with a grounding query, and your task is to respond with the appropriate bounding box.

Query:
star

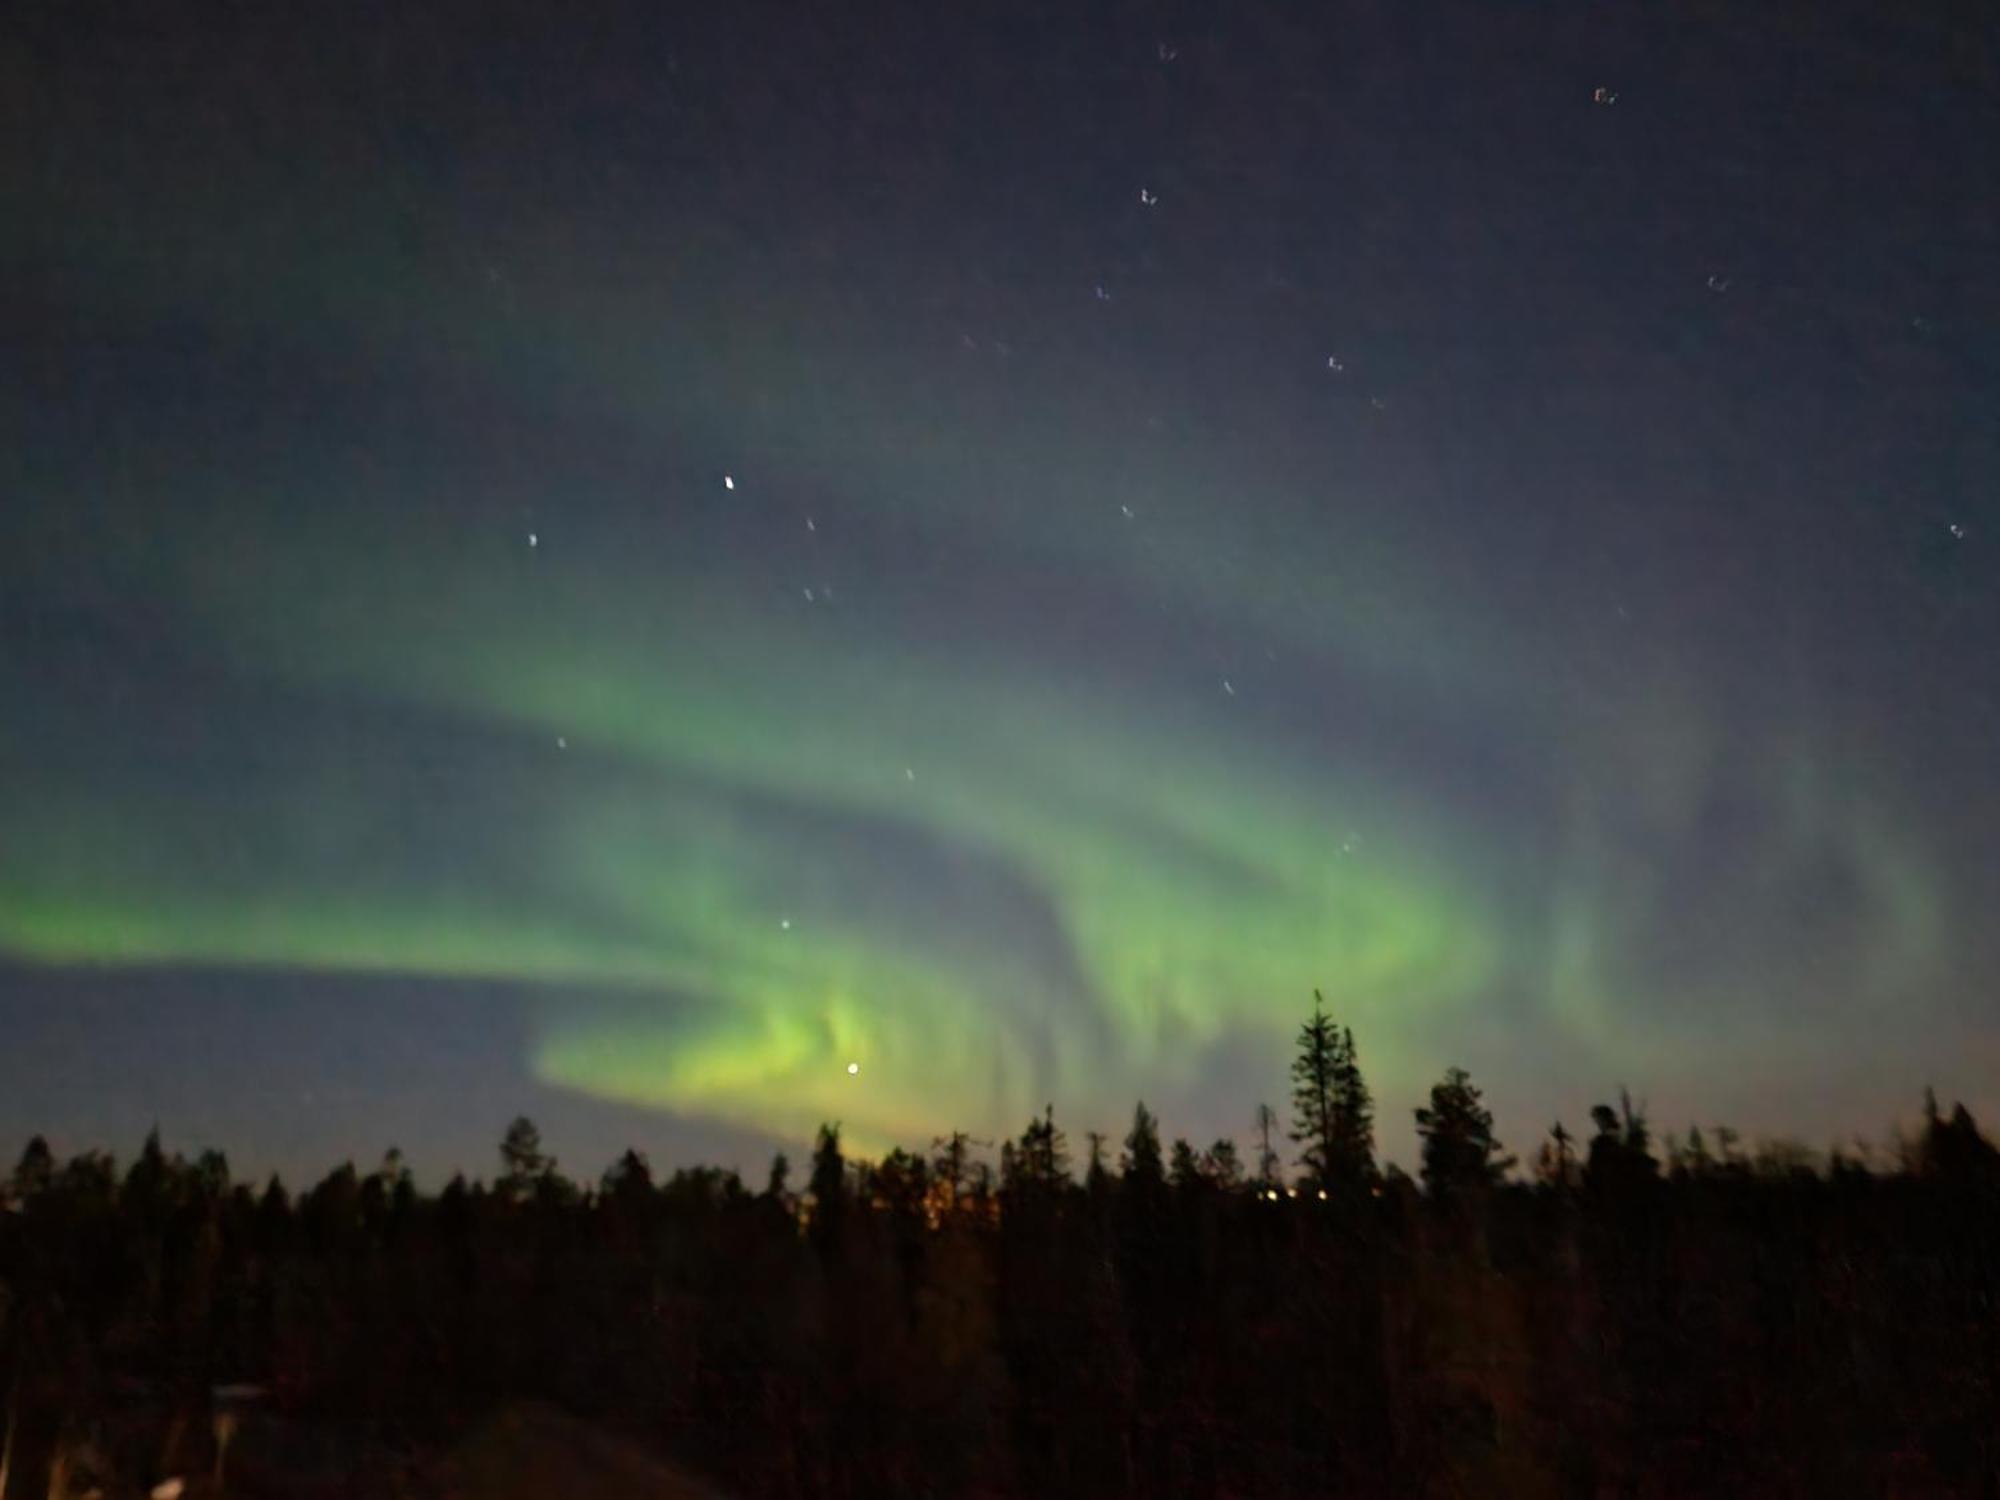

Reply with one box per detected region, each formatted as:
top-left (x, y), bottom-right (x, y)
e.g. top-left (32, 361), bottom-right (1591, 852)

top-left (724, 474), bottom-right (735, 490)
top-left (527, 533), bottom-right (538, 548)
top-left (779, 918), bottom-right (791, 931)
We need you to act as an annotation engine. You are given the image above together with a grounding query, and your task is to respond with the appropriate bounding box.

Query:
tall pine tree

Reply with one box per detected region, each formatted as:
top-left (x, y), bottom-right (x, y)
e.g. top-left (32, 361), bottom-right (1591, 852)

top-left (1290, 991), bottom-right (1375, 1190)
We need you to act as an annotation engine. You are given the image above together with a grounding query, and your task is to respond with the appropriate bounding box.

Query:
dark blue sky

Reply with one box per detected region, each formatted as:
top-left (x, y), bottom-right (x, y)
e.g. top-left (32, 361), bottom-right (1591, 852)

top-left (3, 0), bottom-right (1996, 1186)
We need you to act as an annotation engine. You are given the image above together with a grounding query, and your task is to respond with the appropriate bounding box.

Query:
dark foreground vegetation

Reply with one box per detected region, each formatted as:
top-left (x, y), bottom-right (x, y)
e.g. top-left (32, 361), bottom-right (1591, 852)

top-left (4, 1000), bottom-right (1999, 1498)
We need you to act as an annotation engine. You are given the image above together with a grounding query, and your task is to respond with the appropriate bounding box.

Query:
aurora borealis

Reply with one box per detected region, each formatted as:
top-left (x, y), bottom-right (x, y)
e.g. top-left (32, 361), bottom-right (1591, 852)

top-left (4, 1), bottom-right (1996, 1180)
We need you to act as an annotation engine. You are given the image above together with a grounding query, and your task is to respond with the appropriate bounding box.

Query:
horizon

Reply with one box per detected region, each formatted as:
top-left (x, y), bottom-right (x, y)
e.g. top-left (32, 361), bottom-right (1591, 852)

top-left (0, 982), bottom-right (1964, 1195)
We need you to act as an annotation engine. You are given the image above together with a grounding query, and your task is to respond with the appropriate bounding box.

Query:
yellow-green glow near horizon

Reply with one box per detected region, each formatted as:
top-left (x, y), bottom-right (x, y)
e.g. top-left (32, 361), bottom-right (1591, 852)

top-left (0, 489), bottom-right (1502, 1149)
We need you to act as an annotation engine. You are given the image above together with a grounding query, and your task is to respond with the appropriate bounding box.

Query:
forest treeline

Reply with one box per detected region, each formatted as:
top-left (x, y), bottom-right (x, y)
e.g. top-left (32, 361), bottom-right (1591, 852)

top-left (3, 995), bottom-right (1999, 1498)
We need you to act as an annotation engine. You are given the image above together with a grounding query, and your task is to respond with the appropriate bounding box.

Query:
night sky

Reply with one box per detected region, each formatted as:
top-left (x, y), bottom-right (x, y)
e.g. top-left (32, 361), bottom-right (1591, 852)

top-left (4, 0), bottom-right (1996, 1184)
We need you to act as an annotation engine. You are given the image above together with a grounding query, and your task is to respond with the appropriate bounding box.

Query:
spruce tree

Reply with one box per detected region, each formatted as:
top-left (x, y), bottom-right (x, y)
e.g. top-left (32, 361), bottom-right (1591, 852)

top-left (1332, 1022), bottom-right (1376, 1183)
top-left (1414, 1067), bottom-right (1512, 1199)
top-left (1291, 991), bottom-right (1376, 1189)
top-left (808, 1122), bottom-right (847, 1253)
top-left (1005, 1105), bottom-right (1069, 1198)
top-left (1121, 1101), bottom-right (1165, 1188)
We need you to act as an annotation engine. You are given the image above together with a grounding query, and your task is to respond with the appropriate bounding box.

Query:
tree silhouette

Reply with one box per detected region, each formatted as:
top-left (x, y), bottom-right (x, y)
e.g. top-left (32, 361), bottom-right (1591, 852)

top-left (1921, 1092), bottom-right (2000, 1180)
top-left (602, 1147), bottom-right (655, 1204)
top-left (1414, 1066), bottom-right (1513, 1200)
top-left (0, 1075), bottom-right (1994, 1497)
top-left (1120, 1102), bottom-right (1164, 1189)
top-left (1005, 1105), bottom-right (1069, 1197)
top-left (1535, 1121), bottom-right (1578, 1189)
top-left (10, 1134), bottom-right (53, 1201)
top-left (1203, 1138), bottom-right (1244, 1189)
top-left (809, 1122), bottom-right (848, 1254)
top-left (1253, 1103), bottom-right (1282, 1189)
top-left (120, 1125), bottom-right (172, 1218)
top-left (1083, 1131), bottom-right (1112, 1201)
top-left (931, 1131), bottom-right (973, 1212)
top-left (1289, 990), bottom-right (1374, 1190)
top-left (497, 1116), bottom-right (552, 1201)
top-left (1586, 1091), bottom-right (1660, 1196)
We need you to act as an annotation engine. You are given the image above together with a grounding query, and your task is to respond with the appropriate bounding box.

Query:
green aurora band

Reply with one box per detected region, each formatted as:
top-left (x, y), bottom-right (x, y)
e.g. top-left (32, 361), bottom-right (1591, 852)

top-left (0, 147), bottom-right (1959, 1156)
top-left (3, 488), bottom-right (1504, 1149)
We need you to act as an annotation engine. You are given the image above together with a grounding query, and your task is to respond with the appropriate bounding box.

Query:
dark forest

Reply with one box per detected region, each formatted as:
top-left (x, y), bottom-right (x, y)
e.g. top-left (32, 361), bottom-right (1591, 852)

top-left (3, 1000), bottom-right (1997, 1499)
